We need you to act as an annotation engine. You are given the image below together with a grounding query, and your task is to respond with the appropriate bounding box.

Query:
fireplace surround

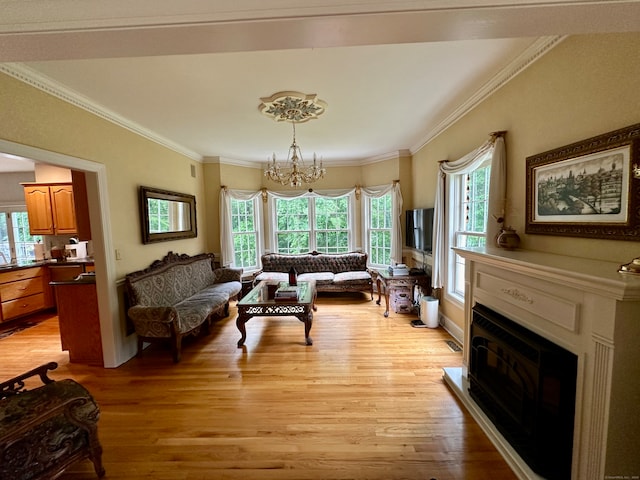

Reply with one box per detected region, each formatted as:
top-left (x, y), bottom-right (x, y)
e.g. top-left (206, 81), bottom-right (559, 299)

top-left (470, 303), bottom-right (577, 479)
top-left (444, 247), bottom-right (640, 480)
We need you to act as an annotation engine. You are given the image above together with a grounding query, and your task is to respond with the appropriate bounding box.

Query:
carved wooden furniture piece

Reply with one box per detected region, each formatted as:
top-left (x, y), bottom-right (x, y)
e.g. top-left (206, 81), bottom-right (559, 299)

top-left (236, 280), bottom-right (317, 347)
top-left (125, 252), bottom-right (242, 362)
top-left (374, 269), bottom-right (431, 317)
top-left (0, 362), bottom-right (105, 480)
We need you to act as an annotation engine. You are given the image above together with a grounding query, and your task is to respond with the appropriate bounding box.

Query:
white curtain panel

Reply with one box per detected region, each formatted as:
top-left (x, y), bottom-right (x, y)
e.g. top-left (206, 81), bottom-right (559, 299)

top-left (432, 135), bottom-right (506, 289)
top-left (219, 188), bottom-right (264, 267)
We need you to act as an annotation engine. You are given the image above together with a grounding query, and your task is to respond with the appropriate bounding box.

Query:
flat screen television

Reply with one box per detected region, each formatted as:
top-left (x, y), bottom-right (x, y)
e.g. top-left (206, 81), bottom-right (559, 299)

top-left (405, 208), bottom-right (434, 253)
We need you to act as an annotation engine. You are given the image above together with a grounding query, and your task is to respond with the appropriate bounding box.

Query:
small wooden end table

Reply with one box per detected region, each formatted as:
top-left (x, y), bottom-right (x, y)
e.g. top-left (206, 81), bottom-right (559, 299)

top-left (375, 269), bottom-right (431, 317)
top-left (236, 280), bottom-right (317, 347)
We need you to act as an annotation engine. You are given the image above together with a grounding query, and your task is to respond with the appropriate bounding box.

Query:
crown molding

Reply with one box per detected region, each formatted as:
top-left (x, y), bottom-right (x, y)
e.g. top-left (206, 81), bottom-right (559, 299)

top-left (410, 35), bottom-right (566, 153)
top-left (2, 35), bottom-right (563, 166)
top-left (0, 63), bottom-right (203, 161)
top-left (360, 149), bottom-right (412, 165)
top-left (203, 156), bottom-right (263, 168)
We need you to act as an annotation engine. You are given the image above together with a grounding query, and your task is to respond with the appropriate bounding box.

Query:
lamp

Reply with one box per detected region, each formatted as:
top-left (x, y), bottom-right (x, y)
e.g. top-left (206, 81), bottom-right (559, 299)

top-left (264, 122), bottom-right (325, 187)
top-left (259, 91), bottom-right (328, 187)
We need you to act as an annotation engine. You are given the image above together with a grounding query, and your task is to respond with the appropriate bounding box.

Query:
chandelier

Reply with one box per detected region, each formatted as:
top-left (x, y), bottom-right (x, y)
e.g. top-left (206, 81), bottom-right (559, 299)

top-left (264, 122), bottom-right (326, 187)
top-left (259, 91), bottom-right (327, 187)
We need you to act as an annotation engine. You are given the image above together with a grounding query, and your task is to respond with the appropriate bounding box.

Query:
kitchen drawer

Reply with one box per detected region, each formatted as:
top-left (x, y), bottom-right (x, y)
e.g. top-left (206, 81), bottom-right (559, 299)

top-left (0, 267), bottom-right (43, 284)
top-left (0, 277), bottom-right (44, 302)
top-left (49, 265), bottom-right (84, 282)
top-left (2, 293), bottom-right (47, 320)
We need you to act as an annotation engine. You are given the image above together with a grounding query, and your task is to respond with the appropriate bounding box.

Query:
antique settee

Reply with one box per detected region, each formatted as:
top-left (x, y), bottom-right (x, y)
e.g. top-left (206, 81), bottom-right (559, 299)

top-left (0, 362), bottom-right (105, 480)
top-left (254, 251), bottom-right (373, 299)
top-left (125, 252), bottom-right (242, 362)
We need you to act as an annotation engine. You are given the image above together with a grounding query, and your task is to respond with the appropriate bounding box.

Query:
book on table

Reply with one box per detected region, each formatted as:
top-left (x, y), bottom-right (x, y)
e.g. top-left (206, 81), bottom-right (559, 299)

top-left (275, 285), bottom-right (300, 300)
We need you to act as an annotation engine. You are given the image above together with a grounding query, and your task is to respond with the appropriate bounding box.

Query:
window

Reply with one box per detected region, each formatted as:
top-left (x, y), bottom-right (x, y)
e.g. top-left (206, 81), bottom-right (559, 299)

top-left (231, 198), bottom-right (259, 269)
top-left (367, 193), bottom-right (392, 267)
top-left (0, 210), bottom-right (42, 263)
top-left (314, 197), bottom-right (349, 253)
top-left (449, 163), bottom-right (491, 300)
top-left (273, 195), bottom-right (351, 254)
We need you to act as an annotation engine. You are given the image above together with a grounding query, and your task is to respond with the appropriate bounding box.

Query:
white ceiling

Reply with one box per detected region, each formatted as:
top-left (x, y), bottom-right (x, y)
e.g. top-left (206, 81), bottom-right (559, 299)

top-left (1, 1), bottom-right (639, 173)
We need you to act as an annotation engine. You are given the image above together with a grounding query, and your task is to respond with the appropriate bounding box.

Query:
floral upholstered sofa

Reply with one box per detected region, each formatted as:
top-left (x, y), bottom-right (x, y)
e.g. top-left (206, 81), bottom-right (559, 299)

top-left (125, 252), bottom-right (242, 362)
top-left (254, 251), bottom-right (373, 299)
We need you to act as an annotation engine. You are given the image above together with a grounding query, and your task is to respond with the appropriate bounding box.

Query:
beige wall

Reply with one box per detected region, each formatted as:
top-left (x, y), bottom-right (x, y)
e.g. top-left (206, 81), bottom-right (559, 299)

top-left (0, 72), bottom-right (209, 279)
top-left (412, 32), bottom-right (640, 330)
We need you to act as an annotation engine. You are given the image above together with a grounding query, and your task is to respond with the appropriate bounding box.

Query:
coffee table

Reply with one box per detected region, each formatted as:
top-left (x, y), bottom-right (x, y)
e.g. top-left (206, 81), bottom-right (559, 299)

top-left (236, 280), bottom-right (317, 347)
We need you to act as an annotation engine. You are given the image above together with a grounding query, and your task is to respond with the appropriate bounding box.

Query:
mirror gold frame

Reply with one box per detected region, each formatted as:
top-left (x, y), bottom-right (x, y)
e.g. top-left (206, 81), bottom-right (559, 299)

top-left (139, 186), bottom-right (197, 244)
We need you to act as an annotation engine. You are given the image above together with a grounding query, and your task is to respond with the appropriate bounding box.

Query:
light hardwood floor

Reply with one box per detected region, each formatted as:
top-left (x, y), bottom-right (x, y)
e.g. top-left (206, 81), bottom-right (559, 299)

top-left (1, 293), bottom-right (517, 480)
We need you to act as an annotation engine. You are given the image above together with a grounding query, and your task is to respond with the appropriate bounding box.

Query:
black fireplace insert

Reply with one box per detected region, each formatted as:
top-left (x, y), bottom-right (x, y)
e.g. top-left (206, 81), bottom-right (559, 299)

top-left (469, 303), bottom-right (577, 480)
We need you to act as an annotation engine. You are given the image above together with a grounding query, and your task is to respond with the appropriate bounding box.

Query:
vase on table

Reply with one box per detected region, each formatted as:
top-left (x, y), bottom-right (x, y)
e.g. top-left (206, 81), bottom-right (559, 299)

top-left (496, 227), bottom-right (521, 250)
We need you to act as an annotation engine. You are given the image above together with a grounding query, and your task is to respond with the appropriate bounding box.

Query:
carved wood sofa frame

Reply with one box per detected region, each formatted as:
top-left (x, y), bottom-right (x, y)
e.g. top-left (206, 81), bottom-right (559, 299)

top-left (125, 252), bottom-right (243, 362)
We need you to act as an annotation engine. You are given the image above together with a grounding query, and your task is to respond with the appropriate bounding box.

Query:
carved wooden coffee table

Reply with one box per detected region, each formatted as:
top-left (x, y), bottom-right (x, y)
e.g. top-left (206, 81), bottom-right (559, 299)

top-left (236, 280), bottom-right (317, 347)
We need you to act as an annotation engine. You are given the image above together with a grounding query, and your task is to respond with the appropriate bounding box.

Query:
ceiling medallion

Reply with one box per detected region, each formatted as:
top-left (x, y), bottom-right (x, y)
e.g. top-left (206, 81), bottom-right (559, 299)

top-left (260, 91), bottom-right (327, 187)
top-left (259, 91), bottom-right (327, 123)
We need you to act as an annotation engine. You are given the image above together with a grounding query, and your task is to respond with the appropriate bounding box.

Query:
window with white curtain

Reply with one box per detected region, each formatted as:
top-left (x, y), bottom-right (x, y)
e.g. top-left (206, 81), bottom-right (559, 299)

top-left (221, 184), bottom-right (400, 270)
top-left (365, 193), bottom-right (393, 267)
top-left (273, 195), bottom-right (351, 254)
top-left (231, 198), bottom-right (260, 269)
top-left (448, 162), bottom-right (491, 300)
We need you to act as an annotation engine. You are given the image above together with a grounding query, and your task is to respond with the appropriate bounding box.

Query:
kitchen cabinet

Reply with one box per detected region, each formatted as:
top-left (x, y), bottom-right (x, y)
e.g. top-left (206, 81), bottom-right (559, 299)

top-left (0, 267), bottom-right (53, 322)
top-left (48, 264), bottom-right (85, 282)
top-left (71, 171), bottom-right (92, 240)
top-left (23, 183), bottom-right (77, 235)
top-left (48, 263), bottom-right (94, 308)
top-left (52, 276), bottom-right (103, 366)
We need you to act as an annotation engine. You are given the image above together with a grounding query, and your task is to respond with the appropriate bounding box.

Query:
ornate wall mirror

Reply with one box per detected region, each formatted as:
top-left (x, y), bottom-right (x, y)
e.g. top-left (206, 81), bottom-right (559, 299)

top-left (139, 186), bottom-right (197, 244)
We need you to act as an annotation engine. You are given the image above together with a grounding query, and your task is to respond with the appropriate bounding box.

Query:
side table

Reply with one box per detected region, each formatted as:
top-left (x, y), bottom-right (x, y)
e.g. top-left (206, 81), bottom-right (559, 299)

top-left (375, 269), bottom-right (431, 317)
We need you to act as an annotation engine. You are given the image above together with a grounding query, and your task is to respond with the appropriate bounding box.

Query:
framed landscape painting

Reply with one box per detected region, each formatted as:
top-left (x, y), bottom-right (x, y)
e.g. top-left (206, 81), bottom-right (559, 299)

top-left (525, 123), bottom-right (640, 240)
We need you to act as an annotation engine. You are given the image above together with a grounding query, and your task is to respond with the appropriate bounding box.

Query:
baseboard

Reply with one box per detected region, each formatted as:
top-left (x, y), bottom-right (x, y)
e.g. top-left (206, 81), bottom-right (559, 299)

top-left (439, 311), bottom-right (463, 347)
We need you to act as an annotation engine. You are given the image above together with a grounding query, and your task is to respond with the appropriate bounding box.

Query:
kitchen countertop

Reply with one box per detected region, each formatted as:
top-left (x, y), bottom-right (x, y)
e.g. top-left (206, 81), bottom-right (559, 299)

top-left (0, 258), bottom-right (95, 272)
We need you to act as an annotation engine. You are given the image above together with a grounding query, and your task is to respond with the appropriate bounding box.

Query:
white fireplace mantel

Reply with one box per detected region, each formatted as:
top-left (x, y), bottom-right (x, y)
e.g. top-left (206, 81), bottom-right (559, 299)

top-left (444, 247), bottom-right (640, 480)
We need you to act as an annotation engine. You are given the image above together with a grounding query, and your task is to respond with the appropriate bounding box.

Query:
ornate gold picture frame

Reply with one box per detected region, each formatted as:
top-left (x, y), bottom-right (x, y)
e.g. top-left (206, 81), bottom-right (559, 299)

top-left (525, 123), bottom-right (640, 240)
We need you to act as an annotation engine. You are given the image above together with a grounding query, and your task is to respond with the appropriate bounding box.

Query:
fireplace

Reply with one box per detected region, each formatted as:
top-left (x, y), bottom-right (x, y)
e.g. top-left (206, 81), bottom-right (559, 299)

top-left (443, 247), bottom-right (640, 479)
top-left (469, 303), bottom-right (577, 480)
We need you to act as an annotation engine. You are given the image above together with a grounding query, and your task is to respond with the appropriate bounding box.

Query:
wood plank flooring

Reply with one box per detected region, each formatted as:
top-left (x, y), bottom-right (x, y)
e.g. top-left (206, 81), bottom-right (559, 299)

top-left (0, 293), bottom-right (517, 480)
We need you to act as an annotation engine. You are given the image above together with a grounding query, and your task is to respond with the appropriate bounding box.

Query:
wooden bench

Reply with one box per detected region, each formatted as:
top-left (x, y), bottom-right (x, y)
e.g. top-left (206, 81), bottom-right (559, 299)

top-left (0, 362), bottom-right (105, 479)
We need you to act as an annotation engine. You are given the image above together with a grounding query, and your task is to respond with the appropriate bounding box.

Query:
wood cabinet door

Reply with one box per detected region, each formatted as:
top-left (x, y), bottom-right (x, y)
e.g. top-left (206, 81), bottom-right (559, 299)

top-left (50, 184), bottom-right (77, 234)
top-left (24, 185), bottom-right (54, 235)
top-left (71, 170), bottom-right (92, 240)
